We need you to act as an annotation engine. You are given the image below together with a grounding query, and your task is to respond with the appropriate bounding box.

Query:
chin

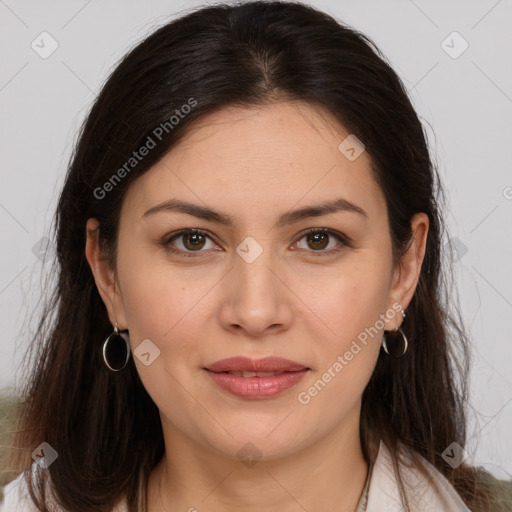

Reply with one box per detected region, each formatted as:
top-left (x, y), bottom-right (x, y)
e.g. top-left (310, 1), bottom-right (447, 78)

top-left (201, 424), bottom-right (317, 463)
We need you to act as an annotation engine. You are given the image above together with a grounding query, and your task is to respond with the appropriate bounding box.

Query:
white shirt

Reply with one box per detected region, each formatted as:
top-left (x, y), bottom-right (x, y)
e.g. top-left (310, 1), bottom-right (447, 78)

top-left (0, 441), bottom-right (472, 511)
top-left (365, 442), bottom-right (472, 511)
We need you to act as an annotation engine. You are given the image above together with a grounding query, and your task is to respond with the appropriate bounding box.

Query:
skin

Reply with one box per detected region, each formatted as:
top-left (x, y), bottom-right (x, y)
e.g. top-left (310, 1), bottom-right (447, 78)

top-left (85, 100), bottom-right (428, 512)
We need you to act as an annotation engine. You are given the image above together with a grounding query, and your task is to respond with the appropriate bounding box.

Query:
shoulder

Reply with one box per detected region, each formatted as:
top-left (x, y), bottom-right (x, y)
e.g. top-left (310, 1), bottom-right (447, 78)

top-left (0, 472), bottom-right (39, 512)
top-left (366, 441), bottom-right (472, 512)
top-left (0, 472), bottom-right (128, 512)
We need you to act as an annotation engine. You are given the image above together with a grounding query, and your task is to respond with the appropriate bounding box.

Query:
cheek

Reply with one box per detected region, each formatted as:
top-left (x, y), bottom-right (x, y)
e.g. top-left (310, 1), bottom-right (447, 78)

top-left (306, 256), bottom-right (392, 349)
top-left (295, 275), bottom-right (386, 420)
top-left (294, 254), bottom-right (391, 406)
top-left (117, 244), bottom-right (215, 344)
top-left (116, 257), bottom-right (205, 419)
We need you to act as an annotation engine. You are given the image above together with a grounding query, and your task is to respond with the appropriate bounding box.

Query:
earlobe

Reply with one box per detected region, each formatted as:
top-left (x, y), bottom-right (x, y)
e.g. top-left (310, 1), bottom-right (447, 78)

top-left (85, 218), bottom-right (124, 328)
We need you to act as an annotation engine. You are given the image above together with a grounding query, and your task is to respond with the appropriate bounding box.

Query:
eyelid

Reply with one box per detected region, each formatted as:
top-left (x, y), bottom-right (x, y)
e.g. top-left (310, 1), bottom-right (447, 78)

top-left (298, 227), bottom-right (351, 252)
top-left (162, 227), bottom-right (350, 257)
top-left (163, 228), bottom-right (219, 258)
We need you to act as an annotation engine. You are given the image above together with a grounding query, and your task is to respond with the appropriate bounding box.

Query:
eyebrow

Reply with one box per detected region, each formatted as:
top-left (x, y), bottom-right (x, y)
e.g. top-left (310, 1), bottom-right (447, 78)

top-left (141, 197), bottom-right (368, 227)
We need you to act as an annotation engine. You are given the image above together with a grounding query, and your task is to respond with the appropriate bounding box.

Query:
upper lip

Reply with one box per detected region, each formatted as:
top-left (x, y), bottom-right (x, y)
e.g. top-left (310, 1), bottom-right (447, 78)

top-left (205, 356), bottom-right (308, 373)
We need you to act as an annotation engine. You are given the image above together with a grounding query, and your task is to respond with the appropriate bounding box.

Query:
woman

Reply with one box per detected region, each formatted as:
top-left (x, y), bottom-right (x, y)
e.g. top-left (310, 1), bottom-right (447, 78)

top-left (0, 1), bottom-right (504, 511)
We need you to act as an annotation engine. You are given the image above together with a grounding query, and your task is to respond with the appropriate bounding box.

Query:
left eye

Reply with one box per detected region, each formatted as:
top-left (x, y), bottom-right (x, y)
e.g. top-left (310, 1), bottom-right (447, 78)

top-left (295, 228), bottom-right (346, 253)
top-left (162, 228), bottom-right (347, 257)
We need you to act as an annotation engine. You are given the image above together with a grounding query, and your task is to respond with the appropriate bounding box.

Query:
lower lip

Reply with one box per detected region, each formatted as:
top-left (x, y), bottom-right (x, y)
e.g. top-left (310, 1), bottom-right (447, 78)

top-left (204, 369), bottom-right (309, 399)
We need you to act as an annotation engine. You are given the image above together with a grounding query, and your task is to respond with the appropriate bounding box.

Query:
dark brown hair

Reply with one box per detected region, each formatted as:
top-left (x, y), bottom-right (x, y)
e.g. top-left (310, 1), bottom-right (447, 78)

top-left (4, 1), bottom-right (499, 510)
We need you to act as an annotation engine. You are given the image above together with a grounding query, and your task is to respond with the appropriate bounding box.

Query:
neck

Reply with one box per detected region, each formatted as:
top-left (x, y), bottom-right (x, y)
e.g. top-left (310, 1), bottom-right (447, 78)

top-left (147, 405), bottom-right (368, 512)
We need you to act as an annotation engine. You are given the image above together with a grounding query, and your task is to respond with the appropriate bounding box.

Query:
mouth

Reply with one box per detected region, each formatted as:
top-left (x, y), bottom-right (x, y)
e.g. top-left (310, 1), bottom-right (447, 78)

top-left (204, 356), bottom-right (308, 373)
top-left (216, 370), bottom-right (292, 377)
top-left (203, 356), bottom-right (310, 399)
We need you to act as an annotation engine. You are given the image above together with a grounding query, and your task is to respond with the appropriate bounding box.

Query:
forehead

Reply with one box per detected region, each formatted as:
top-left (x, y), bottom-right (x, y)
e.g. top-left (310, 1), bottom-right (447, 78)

top-left (121, 101), bottom-right (386, 224)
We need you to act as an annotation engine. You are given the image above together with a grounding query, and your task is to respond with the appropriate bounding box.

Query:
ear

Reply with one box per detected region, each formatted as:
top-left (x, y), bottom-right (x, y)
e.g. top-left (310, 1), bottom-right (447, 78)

top-left (387, 212), bottom-right (429, 329)
top-left (85, 218), bottom-right (128, 330)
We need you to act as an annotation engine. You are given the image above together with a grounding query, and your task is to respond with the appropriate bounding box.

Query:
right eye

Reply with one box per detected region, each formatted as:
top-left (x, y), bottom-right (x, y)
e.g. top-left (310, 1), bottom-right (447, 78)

top-left (162, 229), bottom-right (218, 257)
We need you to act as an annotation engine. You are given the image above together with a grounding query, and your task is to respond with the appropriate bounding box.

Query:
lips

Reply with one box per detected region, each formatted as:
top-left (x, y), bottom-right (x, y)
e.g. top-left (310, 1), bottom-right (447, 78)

top-left (203, 356), bottom-right (310, 399)
top-left (223, 370), bottom-right (285, 377)
top-left (205, 356), bottom-right (308, 373)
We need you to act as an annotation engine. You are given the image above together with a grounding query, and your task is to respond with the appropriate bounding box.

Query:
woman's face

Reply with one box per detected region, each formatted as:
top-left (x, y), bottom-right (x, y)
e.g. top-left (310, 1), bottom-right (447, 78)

top-left (87, 100), bottom-right (427, 461)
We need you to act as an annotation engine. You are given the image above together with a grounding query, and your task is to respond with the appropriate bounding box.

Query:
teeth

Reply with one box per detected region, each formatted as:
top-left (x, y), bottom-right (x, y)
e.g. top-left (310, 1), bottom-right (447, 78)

top-left (226, 370), bottom-right (285, 377)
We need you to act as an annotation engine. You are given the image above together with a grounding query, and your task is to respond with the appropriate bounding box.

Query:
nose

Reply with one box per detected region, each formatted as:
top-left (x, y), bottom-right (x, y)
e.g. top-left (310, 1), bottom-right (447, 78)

top-left (218, 244), bottom-right (293, 338)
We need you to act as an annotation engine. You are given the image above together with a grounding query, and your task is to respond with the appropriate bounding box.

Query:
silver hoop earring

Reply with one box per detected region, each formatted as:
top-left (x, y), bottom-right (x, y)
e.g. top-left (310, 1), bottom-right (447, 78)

top-left (382, 326), bottom-right (408, 358)
top-left (102, 322), bottom-right (131, 371)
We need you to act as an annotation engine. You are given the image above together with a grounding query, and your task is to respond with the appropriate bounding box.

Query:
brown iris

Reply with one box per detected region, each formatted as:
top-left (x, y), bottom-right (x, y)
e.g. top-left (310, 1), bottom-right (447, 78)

top-left (182, 232), bottom-right (207, 251)
top-left (306, 231), bottom-right (330, 250)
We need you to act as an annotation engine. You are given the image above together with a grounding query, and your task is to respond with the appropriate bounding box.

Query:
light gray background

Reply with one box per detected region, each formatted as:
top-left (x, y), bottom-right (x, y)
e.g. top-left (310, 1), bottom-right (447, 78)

top-left (1, 0), bottom-right (511, 478)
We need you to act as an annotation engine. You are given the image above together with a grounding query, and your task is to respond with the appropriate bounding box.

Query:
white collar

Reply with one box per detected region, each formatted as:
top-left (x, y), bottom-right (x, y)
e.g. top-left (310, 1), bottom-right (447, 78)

top-left (366, 441), bottom-right (472, 512)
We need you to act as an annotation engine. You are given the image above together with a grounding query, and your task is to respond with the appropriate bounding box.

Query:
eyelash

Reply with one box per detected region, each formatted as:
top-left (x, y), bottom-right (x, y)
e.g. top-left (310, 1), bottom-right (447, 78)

top-left (161, 228), bottom-right (351, 259)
